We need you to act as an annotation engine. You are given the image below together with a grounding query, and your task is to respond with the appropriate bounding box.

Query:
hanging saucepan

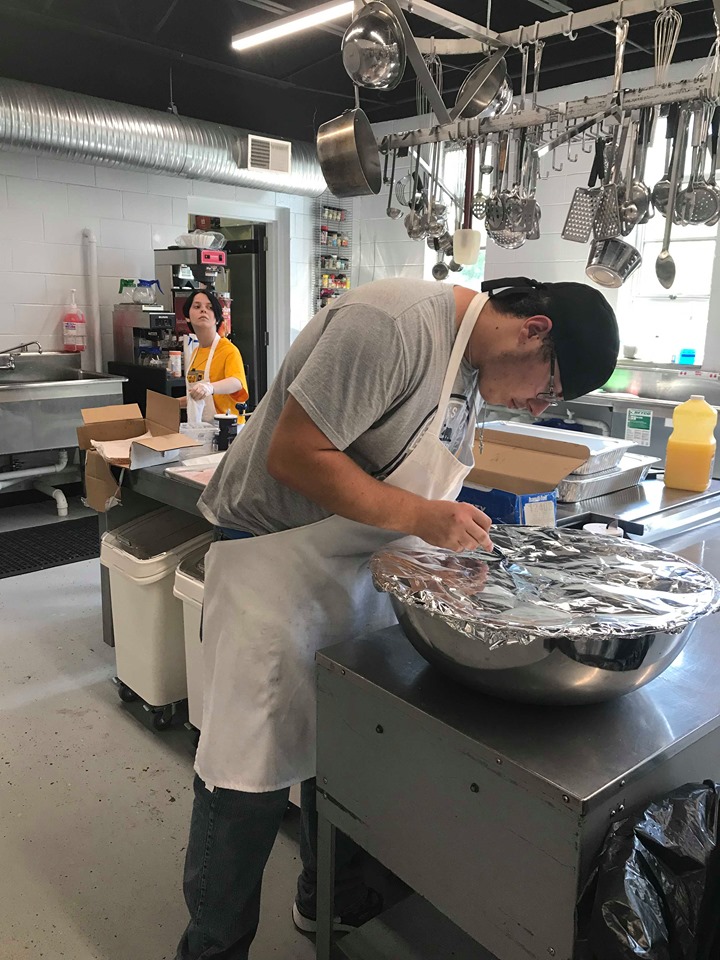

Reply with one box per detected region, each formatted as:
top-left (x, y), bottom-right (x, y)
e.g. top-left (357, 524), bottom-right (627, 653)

top-left (342, 0), bottom-right (406, 90)
top-left (455, 54), bottom-right (510, 120)
top-left (316, 108), bottom-right (382, 198)
top-left (585, 238), bottom-right (642, 288)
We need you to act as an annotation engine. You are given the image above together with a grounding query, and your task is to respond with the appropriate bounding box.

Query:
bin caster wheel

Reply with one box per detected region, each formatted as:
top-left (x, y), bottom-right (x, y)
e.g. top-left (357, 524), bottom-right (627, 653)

top-left (118, 683), bottom-right (138, 703)
top-left (153, 708), bottom-right (173, 731)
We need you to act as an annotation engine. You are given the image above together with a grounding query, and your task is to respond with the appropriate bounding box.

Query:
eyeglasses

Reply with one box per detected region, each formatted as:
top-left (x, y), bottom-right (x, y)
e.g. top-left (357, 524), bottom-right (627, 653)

top-left (536, 352), bottom-right (559, 404)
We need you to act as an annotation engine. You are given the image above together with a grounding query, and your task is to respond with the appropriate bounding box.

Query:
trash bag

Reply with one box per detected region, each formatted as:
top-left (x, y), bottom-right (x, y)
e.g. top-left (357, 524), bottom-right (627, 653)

top-left (576, 781), bottom-right (720, 960)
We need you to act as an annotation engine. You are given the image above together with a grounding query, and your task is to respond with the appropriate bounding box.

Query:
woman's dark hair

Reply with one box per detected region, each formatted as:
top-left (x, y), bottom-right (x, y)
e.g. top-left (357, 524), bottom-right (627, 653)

top-left (182, 288), bottom-right (224, 332)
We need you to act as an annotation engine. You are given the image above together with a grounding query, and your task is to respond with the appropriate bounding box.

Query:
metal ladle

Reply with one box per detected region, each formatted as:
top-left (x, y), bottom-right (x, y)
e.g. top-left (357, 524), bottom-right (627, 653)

top-left (656, 104), bottom-right (690, 289)
top-left (385, 148), bottom-right (402, 219)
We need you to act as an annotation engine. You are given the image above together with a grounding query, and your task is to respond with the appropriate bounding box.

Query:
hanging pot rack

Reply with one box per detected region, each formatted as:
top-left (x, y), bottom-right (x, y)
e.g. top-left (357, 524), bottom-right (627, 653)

top-left (376, 0), bottom-right (719, 151)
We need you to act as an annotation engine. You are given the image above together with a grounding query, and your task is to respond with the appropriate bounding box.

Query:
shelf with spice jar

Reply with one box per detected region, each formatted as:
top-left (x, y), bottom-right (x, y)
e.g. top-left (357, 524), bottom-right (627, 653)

top-left (313, 193), bottom-right (353, 312)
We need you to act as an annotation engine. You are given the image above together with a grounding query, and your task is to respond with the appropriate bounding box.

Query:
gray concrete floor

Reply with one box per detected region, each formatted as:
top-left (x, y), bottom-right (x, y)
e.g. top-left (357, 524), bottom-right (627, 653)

top-left (0, 553), bottom-right (318, 960)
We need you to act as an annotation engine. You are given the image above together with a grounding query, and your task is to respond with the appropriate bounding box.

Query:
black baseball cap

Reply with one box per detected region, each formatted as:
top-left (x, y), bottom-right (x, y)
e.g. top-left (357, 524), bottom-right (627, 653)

top-left (480, 277), bottom-right (620, 401)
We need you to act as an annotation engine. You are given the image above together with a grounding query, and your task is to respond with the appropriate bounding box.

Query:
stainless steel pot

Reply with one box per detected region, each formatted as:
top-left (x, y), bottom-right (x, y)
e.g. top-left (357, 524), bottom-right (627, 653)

top-left (391, 597), bottom-right (695, 706)
top-left (585, 237), bottom-right (642, 288)
top-left (316, 108), bottom-right (382, 198)
top-left (342, 0), bottom-right (406, 91)
top-left (455, 55), bottom-right (510, 120)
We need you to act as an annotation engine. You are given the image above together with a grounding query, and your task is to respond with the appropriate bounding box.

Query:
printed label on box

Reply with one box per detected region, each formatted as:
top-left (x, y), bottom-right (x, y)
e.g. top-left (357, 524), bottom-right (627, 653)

top-left (523, 499), bottom-right (556, 526)
top-left (625, 408), bottom-right (653, 447)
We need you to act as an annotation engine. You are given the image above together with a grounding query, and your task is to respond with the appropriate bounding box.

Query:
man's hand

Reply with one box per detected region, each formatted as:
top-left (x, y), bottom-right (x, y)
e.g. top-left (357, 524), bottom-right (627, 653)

top-left (189, 381), bottom-right (213, 401)
top-left (412, 500), bottom-right (493, 552)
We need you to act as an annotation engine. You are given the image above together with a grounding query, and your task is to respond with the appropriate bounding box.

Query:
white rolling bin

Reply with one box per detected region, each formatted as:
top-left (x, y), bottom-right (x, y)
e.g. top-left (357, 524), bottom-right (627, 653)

top-left (174, 542), bottom-right (302, 807)
top-left (100, 507), bottom-right (211, 729)
top-left (173, 544), bottom-right (210, 732)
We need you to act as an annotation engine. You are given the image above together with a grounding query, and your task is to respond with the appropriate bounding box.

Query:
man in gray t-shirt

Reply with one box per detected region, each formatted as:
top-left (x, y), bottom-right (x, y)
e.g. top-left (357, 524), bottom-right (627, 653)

top-left (200, 279), bottom-right (476, 535)
top-left (177, 276), bottom-right (619, 960)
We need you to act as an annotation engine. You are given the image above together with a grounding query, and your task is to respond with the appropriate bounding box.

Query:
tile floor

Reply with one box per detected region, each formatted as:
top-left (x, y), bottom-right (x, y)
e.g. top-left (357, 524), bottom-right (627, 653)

top-left (0, 508), bottom-right (322, 960)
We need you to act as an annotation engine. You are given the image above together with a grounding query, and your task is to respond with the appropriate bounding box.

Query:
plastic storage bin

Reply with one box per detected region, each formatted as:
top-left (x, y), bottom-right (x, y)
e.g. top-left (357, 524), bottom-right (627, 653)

top-left (100, 508), bottom-right (211, 720)
top-left (174, 543), bottom-right (210, 731)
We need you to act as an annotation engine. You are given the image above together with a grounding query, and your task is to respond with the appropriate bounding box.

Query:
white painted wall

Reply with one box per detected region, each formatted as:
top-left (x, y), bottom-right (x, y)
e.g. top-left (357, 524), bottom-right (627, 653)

top-left (0, 149), bottom-right (315, 373)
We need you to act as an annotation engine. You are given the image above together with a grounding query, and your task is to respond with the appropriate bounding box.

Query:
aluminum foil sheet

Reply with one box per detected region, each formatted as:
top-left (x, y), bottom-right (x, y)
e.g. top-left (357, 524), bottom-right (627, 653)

top-left (370, 526), bottom-right (720, 649)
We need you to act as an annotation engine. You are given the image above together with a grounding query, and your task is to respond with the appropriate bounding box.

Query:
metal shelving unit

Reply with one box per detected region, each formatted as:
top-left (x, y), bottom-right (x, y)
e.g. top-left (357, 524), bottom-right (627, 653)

top-left (313, 190), bottom-right (353, 313)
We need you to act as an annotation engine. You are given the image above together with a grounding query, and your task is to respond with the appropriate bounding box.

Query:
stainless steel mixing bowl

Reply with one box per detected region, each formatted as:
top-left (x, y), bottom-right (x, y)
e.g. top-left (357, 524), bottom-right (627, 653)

top-left (391, 597), bottom-right (696, 706)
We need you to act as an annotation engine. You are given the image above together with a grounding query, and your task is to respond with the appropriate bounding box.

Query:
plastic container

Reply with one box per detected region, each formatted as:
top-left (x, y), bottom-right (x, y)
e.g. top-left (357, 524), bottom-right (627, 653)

top-left (168, 350), bottom-right (183, 378)
top-left (100, 508), bottom-right (211, 707)
top-left (62, 288), bottom-right (86, 353)
top-left (173, 544), bottom-right (211, 730)
top-left (664, 395), bottom-right (718, 492)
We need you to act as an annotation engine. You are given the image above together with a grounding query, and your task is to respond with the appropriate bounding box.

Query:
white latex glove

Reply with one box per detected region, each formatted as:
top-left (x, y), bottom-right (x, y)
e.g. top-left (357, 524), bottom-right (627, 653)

top-left (188, 381), bottom-right (213, 401)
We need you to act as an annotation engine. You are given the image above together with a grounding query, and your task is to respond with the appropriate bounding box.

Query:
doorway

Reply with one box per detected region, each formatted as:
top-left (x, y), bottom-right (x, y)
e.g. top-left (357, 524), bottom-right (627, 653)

top-left (189, 214), bottom-right (269, 409)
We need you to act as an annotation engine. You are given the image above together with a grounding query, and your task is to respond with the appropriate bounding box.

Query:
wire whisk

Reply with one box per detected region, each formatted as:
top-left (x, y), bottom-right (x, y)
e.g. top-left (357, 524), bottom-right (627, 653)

top-left (416, 40), bottom-right (443, 119)
top-left (654, 4), bottom-right (682, 85)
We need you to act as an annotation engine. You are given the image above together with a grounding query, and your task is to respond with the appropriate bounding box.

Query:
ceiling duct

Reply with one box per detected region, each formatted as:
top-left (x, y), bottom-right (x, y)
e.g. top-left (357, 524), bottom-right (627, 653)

top-left (0, 77), bottom-right (326, 197)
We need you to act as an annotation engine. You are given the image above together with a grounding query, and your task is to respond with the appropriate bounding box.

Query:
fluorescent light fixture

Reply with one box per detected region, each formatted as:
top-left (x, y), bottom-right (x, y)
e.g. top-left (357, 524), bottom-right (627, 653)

top-left (231, 0), bottom-right (354, 51)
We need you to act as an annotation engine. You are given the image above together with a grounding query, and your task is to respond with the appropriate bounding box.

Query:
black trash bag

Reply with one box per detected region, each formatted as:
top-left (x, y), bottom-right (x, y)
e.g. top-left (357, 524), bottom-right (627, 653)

top-left (576, 781), bottom-right (720, 960)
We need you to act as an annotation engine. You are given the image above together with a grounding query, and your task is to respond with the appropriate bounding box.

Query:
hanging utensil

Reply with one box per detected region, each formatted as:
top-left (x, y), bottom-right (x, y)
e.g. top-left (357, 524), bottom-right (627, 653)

top-left (342, 0), bottom-right (407, 90)
top-left (385, 149), bottom-right (402, 220)
top-left (619, 116), bottom-right (640, 235)
top-left (453, 141), bottom-right (482, 265)
top-left (404, 146), bottom-right (427, 239)
top-left (676, 101), bottom-right (718, 225)
top-left (656, 104), bottom-right (691, 289)
top-left (531, 38), bottom-right (544, 109)
top-left (416, 39), bottom-right (443, 117)
top-left (652, 103), bottom-right (680, 215)
top-left (563, 136), bottom-right (604, 243)
top-left (519, 42), bottom-right (530, 113)
top-left (504, 127), bottom-right (527, 230)
top-left (633, 106), bottom-right (655, 224)
top-left (586, 237), bottom-right (642, 288)
top-left (471, 135), bottom-right (491, 221)
top-left (593, 114), bottom-right (630, 240)
top-left (485, 134), bottom-right (507, 232)
top-left (316, 108), bottom-right (382, 198)
top-left (432, 249), bottom-right (449, 281)
top-left (705, 106), bottom-right (720, 226)
top-left (453, 46), bottom-right (509, 121)
top-left (424, 141), bottom-right (447, 238)
top-left (654, 4), bottom-right (682, 85)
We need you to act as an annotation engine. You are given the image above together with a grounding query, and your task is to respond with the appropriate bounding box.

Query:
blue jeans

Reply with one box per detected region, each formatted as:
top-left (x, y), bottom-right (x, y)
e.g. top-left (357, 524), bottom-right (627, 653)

top-left (176, 526), bottom-right (367, 959)
top-left (175, 777), bottom-right (367, 960)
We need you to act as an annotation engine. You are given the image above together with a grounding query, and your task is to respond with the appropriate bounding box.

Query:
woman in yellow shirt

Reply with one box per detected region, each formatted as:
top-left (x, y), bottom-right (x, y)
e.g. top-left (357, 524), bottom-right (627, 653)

top-left (182, 289), bottom-right (249, 424)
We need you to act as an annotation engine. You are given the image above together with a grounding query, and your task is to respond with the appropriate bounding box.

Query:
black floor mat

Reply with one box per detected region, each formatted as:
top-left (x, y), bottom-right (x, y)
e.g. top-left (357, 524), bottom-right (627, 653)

top-left (0, 516), bottom-right (100, 579)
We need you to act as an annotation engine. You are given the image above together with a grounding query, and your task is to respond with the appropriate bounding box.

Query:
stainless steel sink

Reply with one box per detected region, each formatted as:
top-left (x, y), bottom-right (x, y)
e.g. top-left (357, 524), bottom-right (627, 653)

top-left (0, 352), bottom-right (126, 455)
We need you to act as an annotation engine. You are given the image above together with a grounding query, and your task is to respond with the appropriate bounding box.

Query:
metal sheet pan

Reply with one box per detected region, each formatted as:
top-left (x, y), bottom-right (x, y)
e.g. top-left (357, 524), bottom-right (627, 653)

top-left (557, 453), bottom-right (658, 502)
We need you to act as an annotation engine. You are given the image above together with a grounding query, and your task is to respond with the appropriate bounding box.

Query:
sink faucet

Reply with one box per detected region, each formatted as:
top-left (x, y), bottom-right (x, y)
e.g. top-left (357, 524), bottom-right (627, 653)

top-left (0, 341), bottom-right (43, 370)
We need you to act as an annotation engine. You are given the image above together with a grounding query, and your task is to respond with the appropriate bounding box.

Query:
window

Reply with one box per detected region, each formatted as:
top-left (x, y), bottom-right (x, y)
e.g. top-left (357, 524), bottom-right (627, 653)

top-left (424, 143), bottom-right (487, 288)
top-left (616, 114), bottom-right (719, 365)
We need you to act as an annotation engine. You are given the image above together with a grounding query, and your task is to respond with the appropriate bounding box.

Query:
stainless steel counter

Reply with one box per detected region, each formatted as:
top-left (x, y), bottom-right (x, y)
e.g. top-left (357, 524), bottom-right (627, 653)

top-left (315, 519), bottom-right (720, 960)
top-left (556, 477), bottom-right (720, 542)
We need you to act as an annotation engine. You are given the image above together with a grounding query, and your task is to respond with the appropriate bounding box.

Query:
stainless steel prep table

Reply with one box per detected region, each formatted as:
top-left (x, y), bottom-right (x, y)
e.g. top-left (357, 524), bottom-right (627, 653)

top-left (315, 521), bottom-right (720, 960)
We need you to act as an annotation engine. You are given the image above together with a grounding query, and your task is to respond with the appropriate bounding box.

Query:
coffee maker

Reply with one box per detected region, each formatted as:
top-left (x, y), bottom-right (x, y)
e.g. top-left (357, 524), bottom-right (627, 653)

top-left (154, 248), bottom-right (229, 335)
top-left (112, 303), bottom-right (176, 365)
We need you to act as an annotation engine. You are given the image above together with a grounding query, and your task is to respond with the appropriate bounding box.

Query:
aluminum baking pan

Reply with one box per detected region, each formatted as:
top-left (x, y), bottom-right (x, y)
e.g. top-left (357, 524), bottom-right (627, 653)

top-left (557, 453), bottom-right (658, 503)
top-left (487, 421), bottom-right (634, 475)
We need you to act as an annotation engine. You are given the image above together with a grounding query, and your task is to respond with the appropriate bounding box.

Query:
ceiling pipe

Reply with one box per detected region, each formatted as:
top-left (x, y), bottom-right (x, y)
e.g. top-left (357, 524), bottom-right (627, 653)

top-left (0, 77), bottom-right (326, 197)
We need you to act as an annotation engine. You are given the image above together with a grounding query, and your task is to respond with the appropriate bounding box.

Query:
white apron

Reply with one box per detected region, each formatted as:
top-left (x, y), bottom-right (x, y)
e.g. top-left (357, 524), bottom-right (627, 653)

top-left (186, 333), bottom-right (220, 425)
top-left (196, 293), bottom-right (488, 792)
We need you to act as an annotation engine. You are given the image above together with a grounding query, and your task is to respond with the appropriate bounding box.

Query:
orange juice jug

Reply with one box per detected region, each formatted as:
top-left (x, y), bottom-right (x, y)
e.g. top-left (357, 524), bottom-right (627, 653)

top-left (664, 395), bottom-right (718, 492)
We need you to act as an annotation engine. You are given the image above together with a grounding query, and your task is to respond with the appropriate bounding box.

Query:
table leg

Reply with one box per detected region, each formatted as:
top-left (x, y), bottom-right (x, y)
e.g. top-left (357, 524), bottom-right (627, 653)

top-left (316, 810), bottom-right (336, 960)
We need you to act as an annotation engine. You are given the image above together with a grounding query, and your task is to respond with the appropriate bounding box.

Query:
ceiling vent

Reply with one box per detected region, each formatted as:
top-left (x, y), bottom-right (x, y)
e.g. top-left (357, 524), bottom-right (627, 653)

top-left (247, 134), bottom-right (292, 175)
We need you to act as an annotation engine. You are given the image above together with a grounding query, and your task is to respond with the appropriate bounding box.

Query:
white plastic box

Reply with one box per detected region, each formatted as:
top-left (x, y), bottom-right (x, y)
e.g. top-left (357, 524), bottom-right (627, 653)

top-left (173, 544), bottom-right (209, 730)
top-left (100, 508), bottom-right (211, 707)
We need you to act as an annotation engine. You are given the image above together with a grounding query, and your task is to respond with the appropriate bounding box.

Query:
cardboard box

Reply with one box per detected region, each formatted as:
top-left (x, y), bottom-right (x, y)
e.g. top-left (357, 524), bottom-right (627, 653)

top-left (77, 391), bottom-right (199, 512)
top-left (459, 427), bottom-right (590, 526)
